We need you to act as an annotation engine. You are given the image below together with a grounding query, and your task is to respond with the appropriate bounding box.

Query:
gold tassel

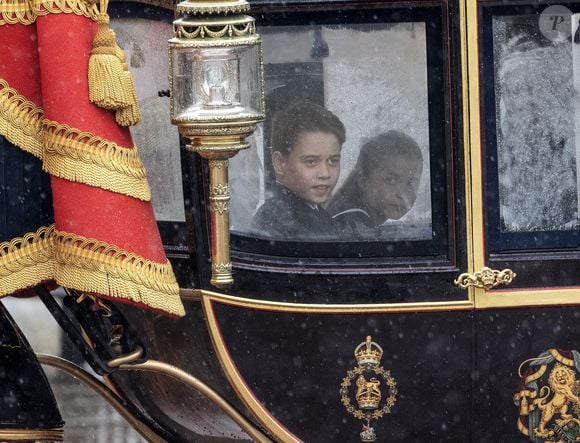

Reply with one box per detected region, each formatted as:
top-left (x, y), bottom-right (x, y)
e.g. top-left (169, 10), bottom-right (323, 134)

top-left (88, 0), bottom-right (130, 110)
top-left (114, 56), bottom-right (142, 127)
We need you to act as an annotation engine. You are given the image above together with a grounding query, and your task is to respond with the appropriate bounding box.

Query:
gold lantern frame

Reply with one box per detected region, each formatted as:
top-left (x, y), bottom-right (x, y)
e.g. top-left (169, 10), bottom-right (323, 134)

top-left (169, 0), bottom-right (265, 288)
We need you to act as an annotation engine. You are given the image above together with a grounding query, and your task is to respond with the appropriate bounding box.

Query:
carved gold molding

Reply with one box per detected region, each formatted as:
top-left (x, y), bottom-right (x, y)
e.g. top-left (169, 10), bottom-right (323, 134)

top-left (175, 0), bottom-right (249, 16)
top-left (198, 288), bottom-right (473, 314)
top-left (454, 267), bottom-right (516, 290)
top-left (174, 20), bottom-right (256, 40)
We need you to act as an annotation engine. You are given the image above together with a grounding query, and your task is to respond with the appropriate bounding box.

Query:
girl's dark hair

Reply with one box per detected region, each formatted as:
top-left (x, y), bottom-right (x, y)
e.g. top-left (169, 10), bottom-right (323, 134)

top-left (271, 102), bottom-right (346, 155)
top-left (332, 130), bottom-right (422, 205)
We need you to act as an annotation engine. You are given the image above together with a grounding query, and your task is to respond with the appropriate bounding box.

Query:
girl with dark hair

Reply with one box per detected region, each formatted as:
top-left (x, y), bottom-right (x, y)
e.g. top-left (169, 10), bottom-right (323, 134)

top-left (328, 130), bottom-right (423, 237)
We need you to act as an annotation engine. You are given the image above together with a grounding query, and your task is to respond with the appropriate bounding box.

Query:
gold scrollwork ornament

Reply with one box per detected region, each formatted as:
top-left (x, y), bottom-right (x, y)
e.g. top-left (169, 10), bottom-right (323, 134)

top-left (340, 336), bottom-right (397, 442)
top-left (454, 267), bottom-right (516, 290)
top-left (514, 348), bottom-right (580, 442)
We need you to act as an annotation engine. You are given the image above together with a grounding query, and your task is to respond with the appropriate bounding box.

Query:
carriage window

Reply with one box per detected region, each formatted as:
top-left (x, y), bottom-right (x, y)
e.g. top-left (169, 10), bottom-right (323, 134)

top-left (480, 2), bottom-right (580, 290)
top-left (229, 5), bottom-right (453, 261)
top-left (482, 4), bottom-right (580, 252)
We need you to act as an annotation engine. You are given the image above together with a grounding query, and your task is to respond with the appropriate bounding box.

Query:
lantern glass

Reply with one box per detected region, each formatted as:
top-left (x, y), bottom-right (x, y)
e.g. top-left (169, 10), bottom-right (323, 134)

top-left (171, 43), bottom-right (263, 122)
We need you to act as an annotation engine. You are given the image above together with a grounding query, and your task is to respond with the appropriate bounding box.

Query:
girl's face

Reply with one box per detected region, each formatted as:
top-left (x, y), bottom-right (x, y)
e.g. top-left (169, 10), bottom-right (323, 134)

top-left (360, 154), bottom-right (423, 222)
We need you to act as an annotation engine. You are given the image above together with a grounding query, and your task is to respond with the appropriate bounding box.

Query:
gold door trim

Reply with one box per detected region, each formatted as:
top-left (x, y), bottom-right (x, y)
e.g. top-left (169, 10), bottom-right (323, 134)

top-left (202, 295), bottom-right (299, 443)
top-left (459, 0), bottom-right (477, 306)
top-left (196, 288), bottom-right (473, 313)
top-left (475, 289), bottom-right (580, 309)
top-left (464, 0), bottom-right (484, 277)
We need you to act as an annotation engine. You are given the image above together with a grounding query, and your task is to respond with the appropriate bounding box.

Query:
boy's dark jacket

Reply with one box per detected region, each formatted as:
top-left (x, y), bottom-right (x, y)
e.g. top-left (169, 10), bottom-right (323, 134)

top-left (251, 182), bottom-right (341, 240)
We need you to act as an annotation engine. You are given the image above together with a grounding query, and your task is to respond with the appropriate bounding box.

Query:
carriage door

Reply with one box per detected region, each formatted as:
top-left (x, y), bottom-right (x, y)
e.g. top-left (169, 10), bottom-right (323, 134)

top-left (191, 0), bottom-right (476, 441)
top-left (468, 1), bottom-right (580, 441)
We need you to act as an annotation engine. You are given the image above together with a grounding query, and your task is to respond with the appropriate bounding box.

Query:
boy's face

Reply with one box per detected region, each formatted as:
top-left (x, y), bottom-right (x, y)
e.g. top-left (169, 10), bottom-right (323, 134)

top-left (272, 131), bottom-right (341, 205)
top-left (360, 154), bottom-right (422, 221)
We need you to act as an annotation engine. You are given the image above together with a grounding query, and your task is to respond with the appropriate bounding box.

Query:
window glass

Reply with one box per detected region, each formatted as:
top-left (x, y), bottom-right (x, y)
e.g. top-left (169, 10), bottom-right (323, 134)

top-left (111, 17), bottom-right (186, 223)
top-left (483, 5), bottom-right (580, 251)
top-left (228, 6), bottom-right (453, 262)
top-left (230, 21), bottom-right (432, 242)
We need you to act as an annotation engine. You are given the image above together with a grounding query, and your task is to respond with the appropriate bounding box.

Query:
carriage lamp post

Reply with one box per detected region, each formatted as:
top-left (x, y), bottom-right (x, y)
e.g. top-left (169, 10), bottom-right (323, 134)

top-left (169, 0), bottom-right (264, 288)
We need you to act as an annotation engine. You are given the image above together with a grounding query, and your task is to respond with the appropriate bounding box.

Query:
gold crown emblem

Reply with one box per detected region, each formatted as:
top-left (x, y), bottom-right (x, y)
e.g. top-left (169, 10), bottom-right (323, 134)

top-left (354, 336), bottom-right (383, 367)
top-left (355, 375), bottom-right (382, 410)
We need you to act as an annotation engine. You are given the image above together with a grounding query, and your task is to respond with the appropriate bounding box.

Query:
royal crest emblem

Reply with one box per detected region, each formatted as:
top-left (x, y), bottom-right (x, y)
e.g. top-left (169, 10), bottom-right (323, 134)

top-left (340, 336), bottom-right (397, 442)
top-left (515, 349), bottom-right (580, 442)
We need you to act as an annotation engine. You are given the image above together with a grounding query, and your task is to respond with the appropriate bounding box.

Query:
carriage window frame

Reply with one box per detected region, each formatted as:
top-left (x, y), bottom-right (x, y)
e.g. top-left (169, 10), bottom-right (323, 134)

top-left (481, 2), bottom-right (580, 254)
top-left (477, 1), bottom-right (580, 292)
top-left (229, 2), bottom-right (458, 270)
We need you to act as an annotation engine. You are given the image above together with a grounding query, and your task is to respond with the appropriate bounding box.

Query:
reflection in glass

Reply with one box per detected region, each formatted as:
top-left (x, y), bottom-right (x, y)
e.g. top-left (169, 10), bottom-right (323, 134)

top-left (230, 22), bottom-right (432, 242)
top-left (493, 14), bottom-right (579, 233)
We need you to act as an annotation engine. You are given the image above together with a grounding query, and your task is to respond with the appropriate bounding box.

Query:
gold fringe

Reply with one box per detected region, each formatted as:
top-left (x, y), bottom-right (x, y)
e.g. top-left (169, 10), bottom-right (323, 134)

top-left (115, 67), bottom-right (141, 126)
top-left (0, 225), bottom-right (184, 316)
top-left (0, 225), bottom-right (55, 296)
top-left (42, 119), bottom-right (151, 201)
top-left (54, 229), bottom-right (184, 317)
top-left (0, 82), bottom-right (149, 199)
top-left (0, 0), bottom-right (100, 26)
top-left (0, 79), bottom-right (43, 158)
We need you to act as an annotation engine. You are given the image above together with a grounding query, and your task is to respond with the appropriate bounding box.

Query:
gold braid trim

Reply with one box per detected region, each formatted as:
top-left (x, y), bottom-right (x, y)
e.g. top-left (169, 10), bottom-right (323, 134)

top-left (43, 120), bottom-right (151, 201)
top-left (0, 0), bottom-right (100, 26)
top-left (0, 79), bottom-right (43, 158)
top-left (54, 229), bottom-right (185, 317)
top-left (0, 225), bottom-right (55, 296)
top-left (0, 225), bottom-right (184, 316)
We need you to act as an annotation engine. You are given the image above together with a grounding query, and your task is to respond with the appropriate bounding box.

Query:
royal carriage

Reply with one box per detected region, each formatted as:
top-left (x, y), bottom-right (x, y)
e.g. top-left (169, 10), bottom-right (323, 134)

top-left (1, 0), bottom-right (580, 442)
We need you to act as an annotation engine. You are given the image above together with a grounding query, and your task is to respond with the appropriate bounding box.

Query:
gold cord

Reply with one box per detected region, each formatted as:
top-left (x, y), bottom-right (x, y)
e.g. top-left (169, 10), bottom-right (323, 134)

top-left (0, 79), bottom-right (43, 158)
top-left (43, 120), bottom-right (151, 200)
top-left (0, 0), bottom-right (100, 26)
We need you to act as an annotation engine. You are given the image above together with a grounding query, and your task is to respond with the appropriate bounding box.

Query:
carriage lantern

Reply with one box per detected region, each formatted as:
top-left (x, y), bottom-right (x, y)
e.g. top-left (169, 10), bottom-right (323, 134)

top-left (169, 0), bottom-right (264, 288)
